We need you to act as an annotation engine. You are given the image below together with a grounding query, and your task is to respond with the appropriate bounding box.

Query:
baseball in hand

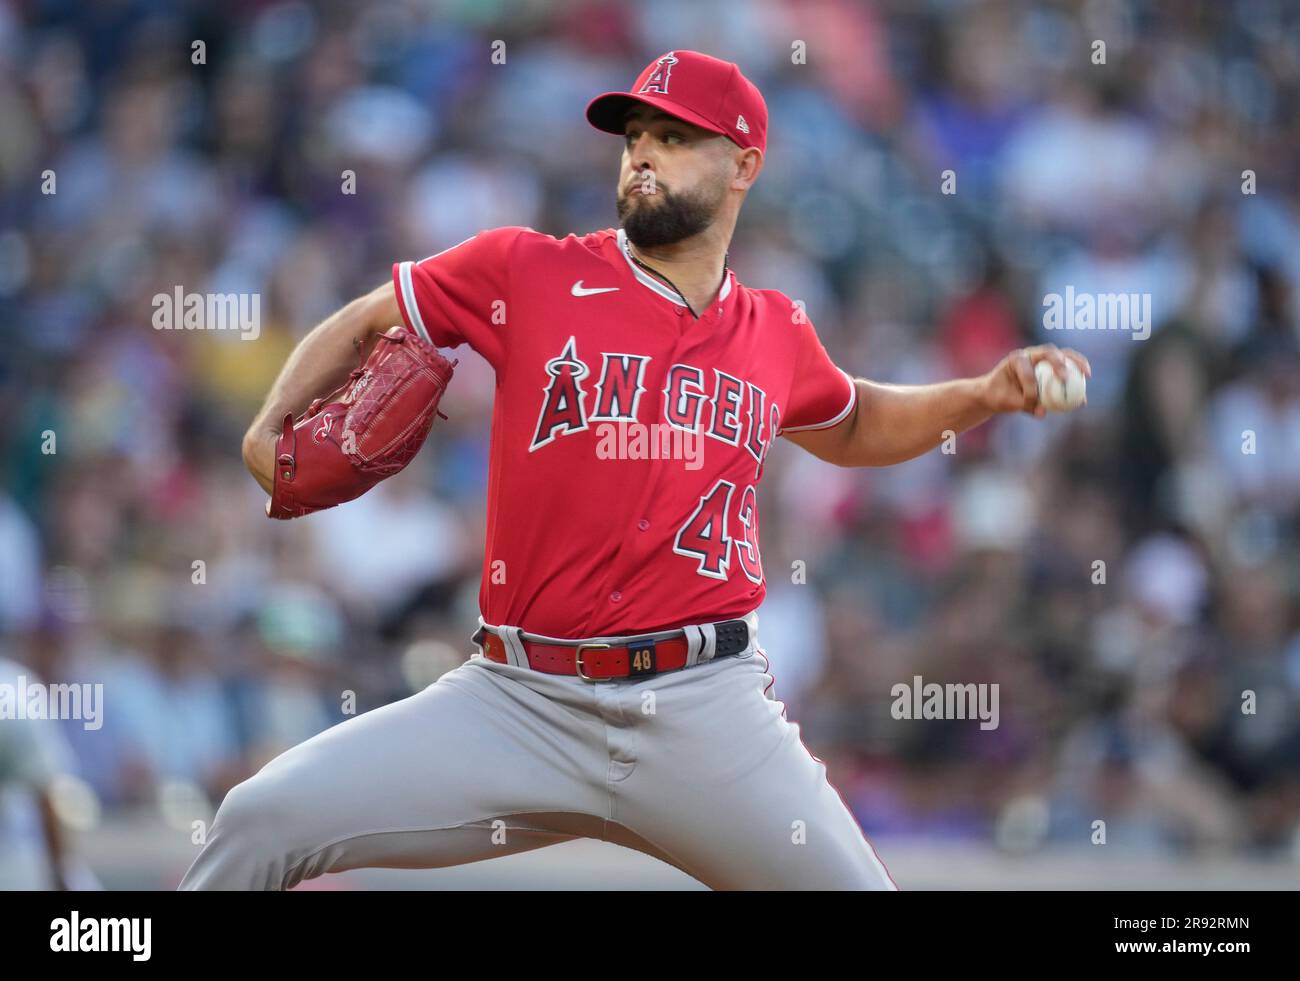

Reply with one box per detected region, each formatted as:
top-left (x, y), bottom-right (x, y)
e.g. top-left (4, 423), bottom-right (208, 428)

top-left (1034, 358), bottom-right (1086, 412)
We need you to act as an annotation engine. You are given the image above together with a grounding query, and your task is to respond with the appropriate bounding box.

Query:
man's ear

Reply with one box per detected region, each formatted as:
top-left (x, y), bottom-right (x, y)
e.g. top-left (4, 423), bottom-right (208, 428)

top-left (731, 147), bottom-right (763, 191)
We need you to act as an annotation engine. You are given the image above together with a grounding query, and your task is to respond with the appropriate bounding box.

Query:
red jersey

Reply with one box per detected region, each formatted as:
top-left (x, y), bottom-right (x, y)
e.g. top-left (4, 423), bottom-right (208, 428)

top-left (393, 227), bottom-right (855, 637)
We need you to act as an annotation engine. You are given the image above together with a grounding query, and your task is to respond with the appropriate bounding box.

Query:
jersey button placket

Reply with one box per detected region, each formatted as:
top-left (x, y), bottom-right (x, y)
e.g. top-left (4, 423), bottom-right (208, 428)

top-left (609, 590), bottom-right (622, 603)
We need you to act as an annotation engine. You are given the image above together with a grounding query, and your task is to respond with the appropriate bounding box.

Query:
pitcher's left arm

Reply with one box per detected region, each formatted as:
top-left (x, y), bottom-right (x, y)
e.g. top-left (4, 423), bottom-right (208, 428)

top-left (785, 345), bottom-right (1090, 468)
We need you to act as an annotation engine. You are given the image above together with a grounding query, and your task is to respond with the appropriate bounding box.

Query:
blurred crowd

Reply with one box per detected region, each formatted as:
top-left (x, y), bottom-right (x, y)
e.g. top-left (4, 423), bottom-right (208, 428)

top-left (1, 0), bottom-right (1298, 887)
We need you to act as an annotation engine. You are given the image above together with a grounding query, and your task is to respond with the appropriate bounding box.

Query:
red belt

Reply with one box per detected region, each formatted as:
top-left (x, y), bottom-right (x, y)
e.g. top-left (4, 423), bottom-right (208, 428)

top-left (477, 619), bottom-right (752, 681)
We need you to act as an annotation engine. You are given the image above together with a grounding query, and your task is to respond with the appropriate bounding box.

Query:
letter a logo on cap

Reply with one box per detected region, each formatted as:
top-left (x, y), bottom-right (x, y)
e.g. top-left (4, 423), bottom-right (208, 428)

top-left (639, 51), bottom-right (678, 94)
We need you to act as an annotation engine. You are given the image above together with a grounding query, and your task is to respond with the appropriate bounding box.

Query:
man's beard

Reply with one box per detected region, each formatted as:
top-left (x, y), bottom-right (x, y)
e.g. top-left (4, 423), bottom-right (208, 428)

top-left (617, 182), bottom-right (721, 248)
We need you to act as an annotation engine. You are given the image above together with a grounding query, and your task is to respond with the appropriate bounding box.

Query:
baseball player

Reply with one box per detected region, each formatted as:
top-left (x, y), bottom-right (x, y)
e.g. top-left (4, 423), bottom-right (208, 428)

top-left (182, 50), bottom-right (1089, 890)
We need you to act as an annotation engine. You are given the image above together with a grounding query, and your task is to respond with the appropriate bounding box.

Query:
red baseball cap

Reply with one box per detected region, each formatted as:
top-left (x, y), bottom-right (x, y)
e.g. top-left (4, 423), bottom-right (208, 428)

top-left (586, 50), bottom-right (767, 155)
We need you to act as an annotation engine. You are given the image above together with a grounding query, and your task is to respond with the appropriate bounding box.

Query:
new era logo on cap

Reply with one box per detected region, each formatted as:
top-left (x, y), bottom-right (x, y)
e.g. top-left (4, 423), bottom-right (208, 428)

top-left (585, 50), bottom-right (768, 155)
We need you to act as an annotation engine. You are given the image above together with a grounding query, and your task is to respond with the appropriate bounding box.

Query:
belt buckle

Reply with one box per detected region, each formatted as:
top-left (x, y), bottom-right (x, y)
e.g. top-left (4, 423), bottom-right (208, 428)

top-left (574, 642), bottom-right (612, 682)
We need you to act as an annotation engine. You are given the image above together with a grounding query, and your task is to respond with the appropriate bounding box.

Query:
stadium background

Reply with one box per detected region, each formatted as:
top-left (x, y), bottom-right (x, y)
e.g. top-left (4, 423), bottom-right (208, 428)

top-left (1, 0), bottom-right (1298, 889)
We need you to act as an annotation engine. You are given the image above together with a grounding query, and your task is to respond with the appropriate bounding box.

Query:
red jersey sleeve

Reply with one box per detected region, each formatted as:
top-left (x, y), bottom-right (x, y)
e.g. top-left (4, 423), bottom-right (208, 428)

top-left (780, 313), bottom-right (857, 434)
top-left (392, 226), bottom-right (527, 372)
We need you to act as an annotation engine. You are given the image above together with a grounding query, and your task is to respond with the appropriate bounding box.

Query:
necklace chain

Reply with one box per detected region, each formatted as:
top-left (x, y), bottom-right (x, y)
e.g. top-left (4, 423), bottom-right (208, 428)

top-left (623, 236), bottom-right (729, 320)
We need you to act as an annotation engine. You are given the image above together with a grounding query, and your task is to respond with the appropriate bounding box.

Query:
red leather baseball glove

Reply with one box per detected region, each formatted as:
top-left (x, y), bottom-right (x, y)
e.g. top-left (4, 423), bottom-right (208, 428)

top-left (267, 325), bottom-right (456, 519)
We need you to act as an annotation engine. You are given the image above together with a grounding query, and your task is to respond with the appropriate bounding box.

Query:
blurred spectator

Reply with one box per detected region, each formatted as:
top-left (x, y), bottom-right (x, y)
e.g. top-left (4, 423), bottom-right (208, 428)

top-left (0, 655), bottom-right (94, 889)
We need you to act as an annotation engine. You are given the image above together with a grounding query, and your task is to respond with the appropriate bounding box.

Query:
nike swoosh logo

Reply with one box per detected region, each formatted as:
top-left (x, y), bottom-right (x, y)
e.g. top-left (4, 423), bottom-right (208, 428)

top-left (571, 281), bottom-right (620, 297)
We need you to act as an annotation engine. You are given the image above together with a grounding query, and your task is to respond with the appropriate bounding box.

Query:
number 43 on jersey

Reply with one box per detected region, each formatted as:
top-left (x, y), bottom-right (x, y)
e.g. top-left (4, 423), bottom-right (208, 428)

top-left (672, 479), bottom-right (762, 584)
